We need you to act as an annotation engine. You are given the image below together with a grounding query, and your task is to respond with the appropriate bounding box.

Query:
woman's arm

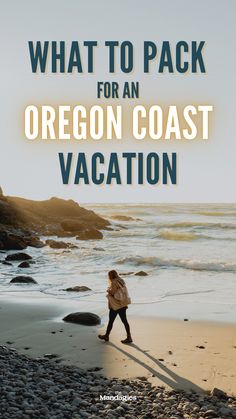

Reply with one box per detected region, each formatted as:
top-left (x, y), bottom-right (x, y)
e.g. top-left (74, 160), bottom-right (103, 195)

top-left (107, 282), bottom-right (118, 296)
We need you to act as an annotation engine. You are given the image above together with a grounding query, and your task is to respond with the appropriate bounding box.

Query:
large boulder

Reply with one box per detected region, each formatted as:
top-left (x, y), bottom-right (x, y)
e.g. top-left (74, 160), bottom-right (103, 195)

top-left (0, 196), bottom-right (25, 226)
top-left (63, 312), bottom-right (101, 326)
top-left (0, 223), bottom-right (44, 250)
top-left (10, 276), bottom-right (37, 284)
top-left (76, 229), bottom-right (103, 240)
top-left (6, 253), bottom-right (32, 261)
top-left (0, 231), bottom-right (27, 250)
top-left (63, 286), bottom-right (91, 292)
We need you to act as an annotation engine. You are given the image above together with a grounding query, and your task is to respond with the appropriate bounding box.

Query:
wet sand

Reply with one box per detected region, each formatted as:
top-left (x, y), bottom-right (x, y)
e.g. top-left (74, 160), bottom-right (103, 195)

top-left (0, 296), bottom-right (235, 396)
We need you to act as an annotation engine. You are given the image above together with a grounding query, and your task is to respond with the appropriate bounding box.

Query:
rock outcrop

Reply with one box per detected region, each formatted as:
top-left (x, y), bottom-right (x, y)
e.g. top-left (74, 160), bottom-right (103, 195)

top-left (6, 196), bottom-right (109, 235)
top-left (0, 191), bottom-right (109, 250)
top-left (76, 229), bottom-right (103, 240)
top-left (0, 231), bottom-right (27, 250)
top-left (45, 239), bottom-right (78, 249)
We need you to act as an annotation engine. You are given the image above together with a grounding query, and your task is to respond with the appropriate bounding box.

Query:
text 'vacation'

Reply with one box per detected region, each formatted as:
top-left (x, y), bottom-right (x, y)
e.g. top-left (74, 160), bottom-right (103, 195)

top-left (58, 152), bottom-right (177, 185)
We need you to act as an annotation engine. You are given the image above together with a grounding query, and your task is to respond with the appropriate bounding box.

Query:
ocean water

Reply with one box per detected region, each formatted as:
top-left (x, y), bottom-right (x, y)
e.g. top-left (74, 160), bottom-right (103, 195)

top-left (1, 204), bottom-right (236, 323)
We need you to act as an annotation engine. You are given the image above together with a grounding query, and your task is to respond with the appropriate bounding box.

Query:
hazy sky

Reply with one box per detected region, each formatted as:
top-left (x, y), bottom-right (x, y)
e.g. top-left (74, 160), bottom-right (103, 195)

top-left (0, 0), bottom-right (235, 203)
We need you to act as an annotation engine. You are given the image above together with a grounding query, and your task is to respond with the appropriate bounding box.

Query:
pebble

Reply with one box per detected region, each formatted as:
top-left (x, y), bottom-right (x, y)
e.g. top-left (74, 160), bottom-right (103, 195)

top-left (0, 345), bottom-right (235, 419)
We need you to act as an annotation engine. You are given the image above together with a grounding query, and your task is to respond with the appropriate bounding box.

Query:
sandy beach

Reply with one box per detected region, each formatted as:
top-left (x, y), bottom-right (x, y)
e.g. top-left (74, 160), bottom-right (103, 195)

top-left (1, 197), bottom-right (236, 416)
top-left (1, 296), bottom-right (235, 397)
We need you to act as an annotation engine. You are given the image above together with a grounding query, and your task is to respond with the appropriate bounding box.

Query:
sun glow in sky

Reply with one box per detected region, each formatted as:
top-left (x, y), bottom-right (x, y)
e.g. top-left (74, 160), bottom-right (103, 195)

top-left (0, 0), bottom-right (235, 203)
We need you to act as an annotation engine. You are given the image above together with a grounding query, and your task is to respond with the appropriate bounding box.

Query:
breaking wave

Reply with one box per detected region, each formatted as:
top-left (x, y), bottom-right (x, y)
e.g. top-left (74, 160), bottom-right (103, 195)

top-left (157, 231), bottom-right (199, 241)
top-left (157, 221), bottom-right (236, 230)
top-left (196, 211), bottom-right (236, 217)
top-left (117, 256), bottom-right (236, 273)
top-left (156, 230), bottom-right (236, 242)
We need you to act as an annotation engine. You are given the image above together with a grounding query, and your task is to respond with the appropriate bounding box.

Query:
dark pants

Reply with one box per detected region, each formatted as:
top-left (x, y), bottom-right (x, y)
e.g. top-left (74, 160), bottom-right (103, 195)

top-left (106, 307), bottom-right (131, 337)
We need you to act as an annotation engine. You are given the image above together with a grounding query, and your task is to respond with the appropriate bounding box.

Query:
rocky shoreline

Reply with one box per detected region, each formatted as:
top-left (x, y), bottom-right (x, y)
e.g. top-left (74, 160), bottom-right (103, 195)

top-left (0, 346), bottom-right (235, 419)
top-left (0, 190), bottom-right (110, 252)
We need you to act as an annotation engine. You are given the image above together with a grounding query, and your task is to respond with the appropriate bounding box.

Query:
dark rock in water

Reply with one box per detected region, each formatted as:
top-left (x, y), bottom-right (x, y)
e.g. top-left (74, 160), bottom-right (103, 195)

top-left (135, 271), bottom-right (148, 276)
top-left (211, 387), bottom-right (228, 399)
top-left (24, 236), bottom-right (45, 248)
top-left (18, 261), bottom-right (30, 268)
top-left (0, 231), bottom-right (27, 250)
top-left (1, 261), bottom-right (12, 266)
top-left (6, 252), bottom-right (32, 261)
top-left (63, 312), bottom-right (101, 326)
top-left (93, 247), bottom-right (105, 251)
top-left (196, 345), bottom-right (205, 349)
top-left (45, 239), bottom-right (78, 249)
top-left (63, 286), bottom-right (91, 292)
top-left (76, 229), bottom-right (103, 240)
top-left (0, 224), bottom-right (44, 250)
top-left (184, 318), bottom-right (189, 321)
top-left (10, 276), bottom-right (37, 284)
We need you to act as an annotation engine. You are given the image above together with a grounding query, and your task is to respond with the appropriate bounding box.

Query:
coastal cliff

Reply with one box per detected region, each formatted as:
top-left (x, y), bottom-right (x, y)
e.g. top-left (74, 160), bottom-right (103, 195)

top-left (0, 189), bottom-right (109, 250)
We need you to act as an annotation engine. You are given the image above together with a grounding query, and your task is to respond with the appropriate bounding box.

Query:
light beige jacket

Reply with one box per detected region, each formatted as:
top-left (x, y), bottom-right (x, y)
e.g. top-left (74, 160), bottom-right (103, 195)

top-left (106, 277), bottom-right (131, 310)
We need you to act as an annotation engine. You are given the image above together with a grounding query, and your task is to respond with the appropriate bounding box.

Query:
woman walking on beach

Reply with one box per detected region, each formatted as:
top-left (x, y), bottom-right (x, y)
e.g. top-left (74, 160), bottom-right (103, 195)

top-left (98, 270), bottom-right (132, 344)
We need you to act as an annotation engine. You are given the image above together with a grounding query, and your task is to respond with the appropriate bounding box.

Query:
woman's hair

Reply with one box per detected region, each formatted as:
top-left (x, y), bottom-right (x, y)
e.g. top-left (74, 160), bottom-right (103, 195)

top-left (108, 270), bottom-right (119, 280)
top-left (108, 270), bottom-right (125, 287)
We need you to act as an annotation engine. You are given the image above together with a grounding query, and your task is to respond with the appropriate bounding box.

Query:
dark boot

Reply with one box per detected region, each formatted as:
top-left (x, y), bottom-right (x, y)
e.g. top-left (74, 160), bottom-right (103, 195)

top-left (121, 335), bottom-right (133, 344)
top-left (98, 334), bottom-right (109, 342)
